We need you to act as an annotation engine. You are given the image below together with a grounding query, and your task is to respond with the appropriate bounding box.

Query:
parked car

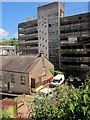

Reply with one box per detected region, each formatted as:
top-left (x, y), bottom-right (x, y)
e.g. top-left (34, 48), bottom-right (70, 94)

top-left (68, 76), bottom-right (81, 82)
top-left (50, 74), bottom-right (65, 88)
top-left (34, 88), bottom-right (53, 102)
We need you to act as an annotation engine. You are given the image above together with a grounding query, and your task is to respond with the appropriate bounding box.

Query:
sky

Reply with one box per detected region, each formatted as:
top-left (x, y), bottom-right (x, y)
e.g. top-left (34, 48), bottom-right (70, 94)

top-left (0, 1), bottom-right (89, 40)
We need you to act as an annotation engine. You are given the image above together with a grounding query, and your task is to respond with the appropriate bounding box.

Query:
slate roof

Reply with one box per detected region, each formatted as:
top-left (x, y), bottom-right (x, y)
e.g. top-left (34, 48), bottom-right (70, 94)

top-left (1, 55), bottom-right (40, 73)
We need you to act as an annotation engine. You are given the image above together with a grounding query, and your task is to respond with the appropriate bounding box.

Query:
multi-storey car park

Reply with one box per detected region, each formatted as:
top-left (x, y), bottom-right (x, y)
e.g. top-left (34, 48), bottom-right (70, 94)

top-left (18, 18), bottom-right (38, 55)
top-left (18, 1), bottom-right (90, 76)
top-left (60, 12), bottom-right (90, 76)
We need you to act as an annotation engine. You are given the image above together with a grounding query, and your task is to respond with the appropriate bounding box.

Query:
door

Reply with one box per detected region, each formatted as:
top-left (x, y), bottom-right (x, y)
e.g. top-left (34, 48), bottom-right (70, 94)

top-left (7, 82), bottom-right (11, 91)
top-left (31, 78), bottom-right (35, 88)
top-left (31, 78), bottom-right (35, 92)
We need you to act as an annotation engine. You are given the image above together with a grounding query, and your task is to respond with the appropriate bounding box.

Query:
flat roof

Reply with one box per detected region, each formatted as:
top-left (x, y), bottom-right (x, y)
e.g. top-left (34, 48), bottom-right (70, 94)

top-left (38, 2), bottom-right (64, 8)
top-left (60, 12), bottom-right (90, 19)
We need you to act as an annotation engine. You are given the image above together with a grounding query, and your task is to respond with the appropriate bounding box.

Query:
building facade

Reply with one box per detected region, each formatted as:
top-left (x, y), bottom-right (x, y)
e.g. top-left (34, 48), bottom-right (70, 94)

top-left (60, 12), bottom-right (90, 75)
top-left (18, 1), bottom-right (90, 74)
top-left (38, 2), bottom-right (64, 69)
top-left (2, 55), bottom-right (54, 93)
top-left (0, 46), bottom-right (16, 56)
top-left (18, 2), bottom-right (64, 69)
top-left (18, 18), bottom-right (38, 55)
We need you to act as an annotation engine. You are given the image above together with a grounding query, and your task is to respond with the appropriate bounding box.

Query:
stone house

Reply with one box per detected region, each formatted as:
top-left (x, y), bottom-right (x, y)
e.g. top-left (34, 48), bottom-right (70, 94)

top-left (2, 54), bottom-right (54, 93)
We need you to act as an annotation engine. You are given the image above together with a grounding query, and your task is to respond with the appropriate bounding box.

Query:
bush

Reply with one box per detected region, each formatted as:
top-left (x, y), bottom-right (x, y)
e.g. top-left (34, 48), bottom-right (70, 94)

top-left (0, 110), bottom-right (14, 120)
top-left (28, 77), bottom-right (90, 120)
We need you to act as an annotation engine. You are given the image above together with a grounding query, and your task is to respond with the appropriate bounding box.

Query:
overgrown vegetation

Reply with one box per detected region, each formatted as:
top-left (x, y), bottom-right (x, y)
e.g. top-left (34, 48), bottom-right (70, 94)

top-left (49, 68), bottom-right (63, 76)
top-left (0, 110), bottom-right (14, 120)
top-left (0, 39), bottom-right (19, 46)
top-left (28, 76), bottom-right (90, 120)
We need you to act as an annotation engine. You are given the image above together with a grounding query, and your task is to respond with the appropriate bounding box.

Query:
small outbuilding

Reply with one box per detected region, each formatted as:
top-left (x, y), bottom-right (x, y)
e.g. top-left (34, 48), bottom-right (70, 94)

top-left (0, 98), bottom-right (17, 118)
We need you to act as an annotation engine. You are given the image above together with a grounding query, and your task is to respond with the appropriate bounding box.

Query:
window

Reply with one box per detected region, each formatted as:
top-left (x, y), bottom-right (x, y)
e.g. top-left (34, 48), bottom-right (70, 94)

top-left (21, 75), bottom-right (25, 85)
top-left (52, 31), bottom-right (55, 34)
top-left (11, 75), bottom-right (15, 83)
top-left (48, 24), bottom-right (51, 27)
top-left (79, 17), bottom-right (81, 19)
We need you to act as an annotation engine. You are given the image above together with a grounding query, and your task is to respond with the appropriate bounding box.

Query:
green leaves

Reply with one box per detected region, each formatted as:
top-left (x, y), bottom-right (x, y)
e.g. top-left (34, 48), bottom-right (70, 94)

top-left (49, 68), bottom-right (54, 75)
top-left (27, 76), bottom-right (90, 120)
top-left (0, 110), bottom-right (13, 120)
top-left (82, 107), bottom-right (87, 116)
top-left (83, 94), bottom-right (88, 104)
top-left (70, 103), bottom-right (75, 114)
top-left (0, 40), bottom-right (19, 46)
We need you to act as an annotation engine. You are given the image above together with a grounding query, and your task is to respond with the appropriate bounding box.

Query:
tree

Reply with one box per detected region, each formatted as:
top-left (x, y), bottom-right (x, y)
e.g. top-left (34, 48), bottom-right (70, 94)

top-left (1, 39), bottom-right (19, 46)
top-left (49, 68), bottom-right (63, 76)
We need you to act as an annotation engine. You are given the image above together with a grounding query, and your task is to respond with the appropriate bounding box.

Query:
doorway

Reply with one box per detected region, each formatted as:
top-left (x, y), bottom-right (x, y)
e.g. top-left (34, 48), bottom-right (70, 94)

top-left (7, 82), bottom-right (11, 91)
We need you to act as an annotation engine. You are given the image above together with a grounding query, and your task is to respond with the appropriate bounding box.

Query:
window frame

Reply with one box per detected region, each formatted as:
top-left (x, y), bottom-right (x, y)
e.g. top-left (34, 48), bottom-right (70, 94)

top-left (11, 74), bottom-right (15, 83)
top-left (21, 75), bottom-right (25, 85)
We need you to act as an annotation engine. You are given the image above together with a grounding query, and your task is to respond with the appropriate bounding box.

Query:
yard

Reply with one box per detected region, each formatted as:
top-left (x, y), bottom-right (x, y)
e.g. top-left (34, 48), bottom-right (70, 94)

top-left (16, 83), bottom-right (68, 118)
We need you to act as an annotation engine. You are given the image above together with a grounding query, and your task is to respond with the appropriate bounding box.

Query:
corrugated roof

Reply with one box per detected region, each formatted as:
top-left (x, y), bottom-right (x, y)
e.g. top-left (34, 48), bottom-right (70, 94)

top-left (0, 98), bottom-right (16, 110)
top-left (2, 55), bottom-right (40, 73)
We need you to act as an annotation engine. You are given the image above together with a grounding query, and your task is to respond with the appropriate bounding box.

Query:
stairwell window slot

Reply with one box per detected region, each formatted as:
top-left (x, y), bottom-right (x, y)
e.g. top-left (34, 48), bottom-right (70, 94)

top-left (48, 24), bottom-right (51, 27)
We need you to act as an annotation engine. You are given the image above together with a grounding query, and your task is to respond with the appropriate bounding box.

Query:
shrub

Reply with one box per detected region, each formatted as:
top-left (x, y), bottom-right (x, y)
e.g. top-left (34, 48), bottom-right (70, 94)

top-left (28, 76), bottom-right (90, 120)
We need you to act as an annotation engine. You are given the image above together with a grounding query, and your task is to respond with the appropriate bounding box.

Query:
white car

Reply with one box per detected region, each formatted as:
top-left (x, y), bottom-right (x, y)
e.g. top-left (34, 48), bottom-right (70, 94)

top-left (50, 74), bottom-right (65, 88)
top-left (35, 88), bottom-right (53, 102)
